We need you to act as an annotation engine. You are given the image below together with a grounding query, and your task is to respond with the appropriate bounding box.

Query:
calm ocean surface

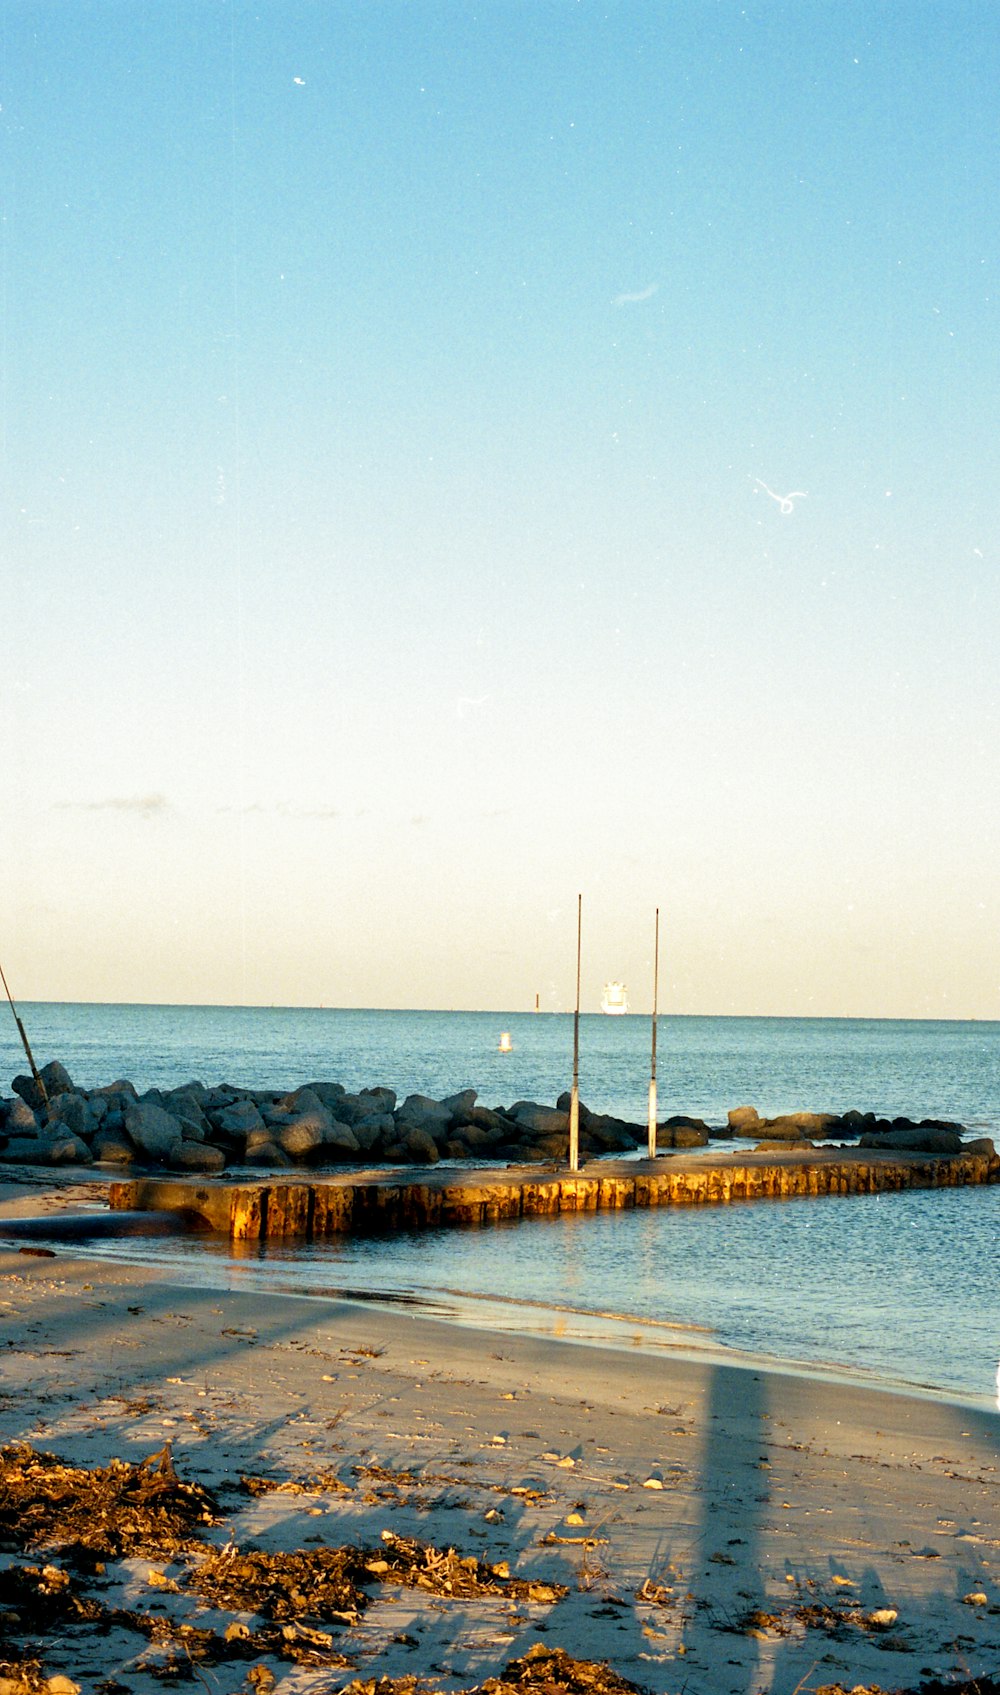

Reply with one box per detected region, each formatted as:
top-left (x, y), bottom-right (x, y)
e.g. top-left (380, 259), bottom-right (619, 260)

top-left (3, 1004), bottom-right (999, 1409)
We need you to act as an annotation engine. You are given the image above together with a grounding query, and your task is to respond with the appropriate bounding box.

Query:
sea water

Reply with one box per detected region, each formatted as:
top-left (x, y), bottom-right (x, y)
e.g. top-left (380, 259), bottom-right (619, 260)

top-left (3, 1005), bottom-right (999, 1407)
top-left (6, 1003), bottom-right (1000, 1133)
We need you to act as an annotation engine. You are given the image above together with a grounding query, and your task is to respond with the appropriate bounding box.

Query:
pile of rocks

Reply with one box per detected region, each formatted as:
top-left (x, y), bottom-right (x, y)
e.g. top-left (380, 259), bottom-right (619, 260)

top-left (0, 1060), bottom-right (647, 1173)
top-left (1, 1064), bottom-right (990, 1174)
top-left (726, 1104), bottom-right (992, 1156)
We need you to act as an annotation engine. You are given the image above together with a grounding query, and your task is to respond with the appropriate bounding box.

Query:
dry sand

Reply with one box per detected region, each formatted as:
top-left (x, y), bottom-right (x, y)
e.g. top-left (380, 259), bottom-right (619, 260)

top-left (1, 1178), bottom-right (998, 1695)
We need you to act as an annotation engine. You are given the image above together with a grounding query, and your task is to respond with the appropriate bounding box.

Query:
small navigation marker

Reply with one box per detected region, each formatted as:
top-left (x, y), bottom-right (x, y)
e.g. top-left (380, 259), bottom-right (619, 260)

top-left (498, 1031), bottom-right (513, 1054)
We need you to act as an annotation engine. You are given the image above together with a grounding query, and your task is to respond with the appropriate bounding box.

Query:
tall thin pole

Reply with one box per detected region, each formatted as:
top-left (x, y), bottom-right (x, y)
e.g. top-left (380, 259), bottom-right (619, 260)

top-left (568, 893), bottom-right (581, 1172)
top-left (647, 906), bottom-right (660, 1159)
top-left (0, 959), bottom-right (48, 1106)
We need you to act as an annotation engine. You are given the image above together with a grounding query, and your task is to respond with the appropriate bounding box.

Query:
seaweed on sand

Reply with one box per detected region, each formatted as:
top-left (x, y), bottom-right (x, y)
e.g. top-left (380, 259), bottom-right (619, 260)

top-left (0, 1442), bottom-right (219, 1563)
top-left (188, 1527), bottom-right (566, 1623)
top-left (344, 1643), bottom-right (651, 1695)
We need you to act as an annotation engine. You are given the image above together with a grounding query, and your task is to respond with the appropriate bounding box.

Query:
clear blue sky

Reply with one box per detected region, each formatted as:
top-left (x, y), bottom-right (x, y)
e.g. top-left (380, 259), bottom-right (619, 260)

top-left (2, 1), bottom-right (998, 1015)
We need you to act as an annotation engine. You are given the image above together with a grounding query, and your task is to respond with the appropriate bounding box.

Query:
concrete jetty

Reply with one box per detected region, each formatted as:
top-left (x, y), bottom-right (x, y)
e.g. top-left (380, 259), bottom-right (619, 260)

top-left (109, 1143), bottom-right (1000, 1241)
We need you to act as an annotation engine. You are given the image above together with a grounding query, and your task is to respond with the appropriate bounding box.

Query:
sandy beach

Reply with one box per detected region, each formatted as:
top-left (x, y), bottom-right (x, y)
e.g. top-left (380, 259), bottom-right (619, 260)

top-left (1, 1179), bottom-right (998, 1695)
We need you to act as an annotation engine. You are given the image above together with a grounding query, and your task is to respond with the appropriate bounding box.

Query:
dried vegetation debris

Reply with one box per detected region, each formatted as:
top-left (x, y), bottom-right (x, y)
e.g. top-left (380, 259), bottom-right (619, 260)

top-left (721, 1596), bottom-right (903, 1640)
top-left (5, 1445), bottom-right (975, 1695)
top-left (0, 1560), bottom-right (102, 1631)
top-left (240, 1467), bottom-right (351, 1496)
top-left (0, 1443), bottom-right (571, 1691)
top-left (0, 1659), bottom-right (50, 1695)
top-left (371, 1529), bottom-right (567, 1603)
top-left (190, 1543), bottom-right (365, 1625)
top-left (189, 1527), bottom-right (567, 1622)
top-left (817, 1685), bottom-right (1000, 1695)
top-left (0, 1442), bottom-right (218, 1562)
top-left (344, 1643), bottom-right (650, 1695)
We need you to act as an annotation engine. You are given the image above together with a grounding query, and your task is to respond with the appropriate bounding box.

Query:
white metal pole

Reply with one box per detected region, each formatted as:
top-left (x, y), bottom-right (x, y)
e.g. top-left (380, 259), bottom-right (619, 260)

top-left (647, 906), bottom-right (659, 1160)
top-left (569, 893), bottom-right (581, 1172)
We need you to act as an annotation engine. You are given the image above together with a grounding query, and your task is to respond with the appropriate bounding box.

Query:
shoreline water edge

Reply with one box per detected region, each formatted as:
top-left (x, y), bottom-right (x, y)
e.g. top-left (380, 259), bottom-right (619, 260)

top-left (2, 1041), bottom-right (999, 1412)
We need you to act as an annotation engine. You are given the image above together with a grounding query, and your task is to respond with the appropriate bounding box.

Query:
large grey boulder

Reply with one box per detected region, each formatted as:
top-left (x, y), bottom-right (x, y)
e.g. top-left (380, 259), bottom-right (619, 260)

top-left (467, 1105), bottom-right (514, 1135)
top-left (763, 1111), bottom-right (838, 1138)
top-left (40, 1059), bottom-right (75, 1098)
top-left (334, 1086), bottom-right (398, 1124)
top-left (164, 1088), bottom-right (211, 1136)
top-left (584, 1116), bottom-right (641, 1151)
top-left (2, 1128), bottom-right (91, 1166)
top-left (275, 1115), bottom-right (327, 1158)
top-left (245, 1126), bottom-right (276, 1153)
top-left (243, 1139), bottom-right (292, 1168)
top-left (11, 1059), bottom-right (78, 1110)
top-left (656, 1123), bottom-right (709, 1149)
top-left (510, 1101), bottom-right (569, 1137)
top-left (124, 1100), bottom-right (184, 1162)
top-left (306, 1080), bottom-right (348, 1112)
top-left (441, 1088), bottom-right (477, 1118)
top-left (260, 1102), bottom-right (294, 1128)
top-left (213, 1099), bottom-right (266, 1139)
top-left (352, 1113), bottom-right (394, 1151)
top-left (402, 1125), bottom-right (440, 1164)
top-left (5, 1097), bottom-right (40, 1137)
top-left (169, 1141), bottom-right (226, 1173)
top-left (860, 1127), bottom-right (963, 1155)
top-left (11, 1074), bottom-right (46, 1111)
top-left (556, 1091), bottom-right (594, 1123)
top-left (458, 1120), bottom-right (508, 1150)
top-left (395, 1094), bottom-right (453, 1136)
top-left (88, 1081), bottom-right (139, 1115)
top-left (321, 1118), bottom-right (362, 1156)
top-left (274, 1086), bottom-right (326, 1118)
top-left (529, 1132), bottom-right (569, 1160)
top-left (201, 1085), bottom-right (245, 1110)
top-left (92, 1128), bottom-right (137, 1165)
top-left (47, 1092), bottom-right (98, 1141)
top-left (358, 1085), bottom-right (396, 1116)
top-left (176, 1114), bottom-right (207, 1143)
top-left (166, 1079), bottom-right (208, 1100)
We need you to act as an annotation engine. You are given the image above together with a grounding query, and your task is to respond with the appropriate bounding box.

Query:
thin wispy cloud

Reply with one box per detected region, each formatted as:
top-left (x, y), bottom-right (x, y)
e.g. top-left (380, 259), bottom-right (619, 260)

top-left (56, 793), bottom-right (170, 818)
top-left (216, 801), bottom-right (339, 820)
top-left (613, 283), bottom-right (658, 306)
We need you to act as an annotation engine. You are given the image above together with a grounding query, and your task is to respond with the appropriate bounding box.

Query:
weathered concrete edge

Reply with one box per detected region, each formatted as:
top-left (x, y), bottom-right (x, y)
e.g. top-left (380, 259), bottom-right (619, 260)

top-left (109, 1147), bottom-right (1000, 1240)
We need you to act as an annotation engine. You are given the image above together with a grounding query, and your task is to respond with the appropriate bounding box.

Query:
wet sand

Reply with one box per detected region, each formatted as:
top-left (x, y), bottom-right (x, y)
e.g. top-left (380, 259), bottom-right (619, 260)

top-left (1, 1179), bottom-right (998, 1694)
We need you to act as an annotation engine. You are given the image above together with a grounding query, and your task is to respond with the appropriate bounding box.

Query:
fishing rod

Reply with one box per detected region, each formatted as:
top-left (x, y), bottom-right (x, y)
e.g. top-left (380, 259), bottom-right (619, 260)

top-left (0, 958), bottom-right (48, 1107)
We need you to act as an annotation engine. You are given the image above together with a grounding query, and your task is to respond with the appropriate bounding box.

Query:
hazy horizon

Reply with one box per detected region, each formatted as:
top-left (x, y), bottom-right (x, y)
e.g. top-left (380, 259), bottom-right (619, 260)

top-left (11, 997), bottom-right (1000, 1027)
top-left (2, 3), bottom-right (997, 1020)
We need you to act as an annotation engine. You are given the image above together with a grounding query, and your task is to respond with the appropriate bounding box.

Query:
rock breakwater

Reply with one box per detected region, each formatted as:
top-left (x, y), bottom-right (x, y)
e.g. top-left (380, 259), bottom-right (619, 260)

top-left (2, 1058), bottom-right (995, 1175)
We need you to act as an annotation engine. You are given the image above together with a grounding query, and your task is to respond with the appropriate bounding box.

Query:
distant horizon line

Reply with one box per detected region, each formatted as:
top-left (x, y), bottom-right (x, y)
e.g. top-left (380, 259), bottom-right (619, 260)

top-left (10, 999), bottom-right (997, 1025)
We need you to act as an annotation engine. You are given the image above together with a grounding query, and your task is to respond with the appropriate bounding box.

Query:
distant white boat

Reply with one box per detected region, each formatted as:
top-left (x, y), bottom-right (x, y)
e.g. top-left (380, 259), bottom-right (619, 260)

top-left (600, 981), bottom-right (629, 1016)
top-left (498, 1030), bottom-right (513, 1053)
